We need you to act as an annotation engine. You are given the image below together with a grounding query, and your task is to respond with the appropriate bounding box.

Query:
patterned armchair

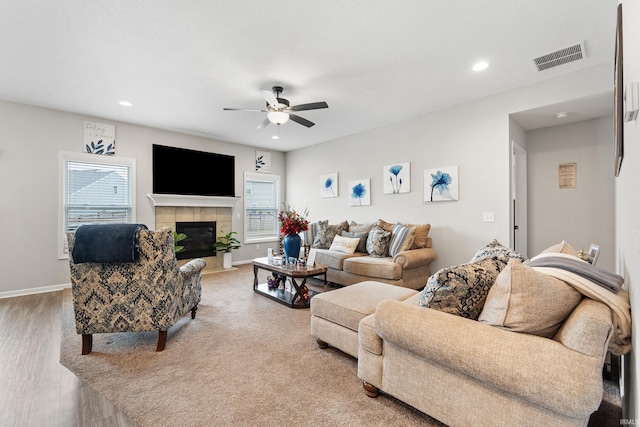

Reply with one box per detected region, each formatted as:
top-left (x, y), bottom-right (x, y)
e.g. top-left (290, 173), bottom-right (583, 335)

top-left (67, 225), bottom-right (206, 354)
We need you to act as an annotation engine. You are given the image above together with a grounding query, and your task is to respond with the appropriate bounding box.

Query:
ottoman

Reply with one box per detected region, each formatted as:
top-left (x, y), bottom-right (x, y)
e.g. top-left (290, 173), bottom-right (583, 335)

top-left (310, 281), bottom-right (418, 358)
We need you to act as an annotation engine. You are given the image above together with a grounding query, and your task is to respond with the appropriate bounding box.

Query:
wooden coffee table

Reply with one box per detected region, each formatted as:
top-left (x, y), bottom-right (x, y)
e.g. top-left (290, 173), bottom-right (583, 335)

top-left (252, 257), bottom-right (327, 308)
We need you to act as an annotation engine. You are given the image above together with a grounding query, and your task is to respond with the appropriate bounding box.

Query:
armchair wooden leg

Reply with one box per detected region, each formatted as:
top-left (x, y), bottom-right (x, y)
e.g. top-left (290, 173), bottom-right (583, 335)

top-left (191, 305), bottom-right (198, 319)
top-left (81, 334), bottom-right (93, 355)
top-left (157, 330), bottom-right (167, 352)
top-left (363, 382), bottom-right (380, 398)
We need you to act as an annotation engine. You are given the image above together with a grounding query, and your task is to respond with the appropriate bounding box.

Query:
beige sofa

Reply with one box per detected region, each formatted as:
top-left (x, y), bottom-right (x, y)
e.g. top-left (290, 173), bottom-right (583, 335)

top-left (308, 219), bottom-right (436, 289)
top-left (358, 295), bottom-right (613, 427)
top-left (313, 240), bottom-right (629, 426)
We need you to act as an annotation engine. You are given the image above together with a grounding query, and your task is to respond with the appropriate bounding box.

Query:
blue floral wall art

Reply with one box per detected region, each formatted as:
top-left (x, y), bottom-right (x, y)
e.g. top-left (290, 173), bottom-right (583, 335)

top-left (424, 166), bottom-right (459, 202)
top-left (383, 162), bottom-right (410, 194)
top-left (83, 121), bottom-right (116, 155)
top-left (320, 173), bottom-right (338, 198)
top-left (349, 178), bottom-right (371, 206)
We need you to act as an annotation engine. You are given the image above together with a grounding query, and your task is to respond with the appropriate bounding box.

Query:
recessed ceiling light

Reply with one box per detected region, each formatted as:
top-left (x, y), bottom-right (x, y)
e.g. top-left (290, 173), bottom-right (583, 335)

top-left (472, 61), bottom-right (489, 72)
top-left (556, 112), bottom-right (568, 119)
top-left (119, 101), bottom-right (133, 107)
top-left (272, 135), bottom-right (279, 140)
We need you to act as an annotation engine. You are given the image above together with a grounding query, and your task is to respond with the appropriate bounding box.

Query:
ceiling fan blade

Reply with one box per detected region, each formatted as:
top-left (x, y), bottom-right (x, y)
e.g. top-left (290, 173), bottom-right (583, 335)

top-left (289, 114), bottom-right (315, 128)
top-left (223, 107), bottom-right (268, 112)
top-left (288, 101), bottom-right (328, 112)
top-left (261, 90), bottom-right (279, 108)
top-left (256, 117), bottom-right (271, 129)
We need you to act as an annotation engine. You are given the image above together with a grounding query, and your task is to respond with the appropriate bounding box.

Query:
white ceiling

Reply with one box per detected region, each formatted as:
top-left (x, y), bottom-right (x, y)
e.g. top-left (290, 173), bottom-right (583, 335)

top-left (0, 0), bottom-right (617, 151)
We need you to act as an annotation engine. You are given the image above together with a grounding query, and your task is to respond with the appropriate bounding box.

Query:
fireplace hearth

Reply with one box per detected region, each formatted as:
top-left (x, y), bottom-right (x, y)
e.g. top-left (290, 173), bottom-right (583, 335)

top-left (175, 221), bottom-right (216, 260)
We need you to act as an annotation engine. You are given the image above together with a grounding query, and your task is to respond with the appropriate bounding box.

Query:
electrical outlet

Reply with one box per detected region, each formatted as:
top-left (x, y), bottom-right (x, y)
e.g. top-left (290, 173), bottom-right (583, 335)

top-left (482, 212), bottom-right (495, 223)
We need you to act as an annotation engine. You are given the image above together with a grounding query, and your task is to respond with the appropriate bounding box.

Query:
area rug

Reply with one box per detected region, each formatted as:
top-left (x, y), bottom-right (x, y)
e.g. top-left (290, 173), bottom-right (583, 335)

top-left (60, 265), bottom-right (443, 427)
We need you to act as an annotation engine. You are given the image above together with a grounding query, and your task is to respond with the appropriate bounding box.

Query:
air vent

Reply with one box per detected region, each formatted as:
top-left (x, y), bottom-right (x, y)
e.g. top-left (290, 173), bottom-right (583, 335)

top-left (532, 41), bottom-right (586, 72)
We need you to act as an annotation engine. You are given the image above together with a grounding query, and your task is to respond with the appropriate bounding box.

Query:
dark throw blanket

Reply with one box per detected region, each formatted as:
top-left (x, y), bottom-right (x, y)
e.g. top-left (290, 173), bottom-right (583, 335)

top-left (72, 223), bottom-right (148, 264)
top-left (527, 255), bottom-right (623, 293)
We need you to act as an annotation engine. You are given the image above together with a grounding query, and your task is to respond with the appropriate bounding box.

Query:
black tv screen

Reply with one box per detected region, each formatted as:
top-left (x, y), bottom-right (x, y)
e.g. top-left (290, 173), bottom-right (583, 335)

top-left (153, 144), bottom-right (236, 197)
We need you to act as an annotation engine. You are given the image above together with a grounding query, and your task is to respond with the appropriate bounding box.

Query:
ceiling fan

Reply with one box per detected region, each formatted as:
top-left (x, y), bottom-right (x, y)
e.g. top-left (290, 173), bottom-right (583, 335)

top-left (223, 86), bottom-right (328, 129)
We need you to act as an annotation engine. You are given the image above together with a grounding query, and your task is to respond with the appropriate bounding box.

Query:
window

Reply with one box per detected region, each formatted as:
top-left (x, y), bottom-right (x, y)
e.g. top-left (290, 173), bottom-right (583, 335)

top-left (244, 172), bottom-right (280, 243)
top-left (58, 152), bottom-right (136, 258)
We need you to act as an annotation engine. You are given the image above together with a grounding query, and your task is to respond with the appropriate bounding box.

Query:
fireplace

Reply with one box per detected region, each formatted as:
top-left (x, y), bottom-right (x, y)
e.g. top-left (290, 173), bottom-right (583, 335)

top-left (175, 221), bottom-right (216, 260)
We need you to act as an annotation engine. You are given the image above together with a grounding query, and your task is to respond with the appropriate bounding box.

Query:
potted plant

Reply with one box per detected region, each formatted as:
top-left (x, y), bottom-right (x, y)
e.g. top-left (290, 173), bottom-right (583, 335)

top-left (173, 231), bottom-right (187, 254)
top-left (215, 230), bottom-right (241, 269)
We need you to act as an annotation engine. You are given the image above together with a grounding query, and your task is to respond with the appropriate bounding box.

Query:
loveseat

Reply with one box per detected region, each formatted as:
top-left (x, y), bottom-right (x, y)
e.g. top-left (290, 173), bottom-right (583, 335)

top-left (312, 240), bottom-right (631, 426)
top-left (355, 241), bottom-right (631, 426)
top-left (305, 219), bottom-right (436, 289)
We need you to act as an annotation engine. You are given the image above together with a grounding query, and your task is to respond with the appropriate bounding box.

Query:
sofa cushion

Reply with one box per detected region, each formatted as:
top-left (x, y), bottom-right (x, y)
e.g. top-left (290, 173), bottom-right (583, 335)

top-left (366, 225), bottom-right (391, 257)
top-left (388, 223), bottom-right (416, 257)
top-left (376, 218), bottom-right (395, 232)
top-left (341, 230), bottom-right (369, 253)
top-left (418, 257), bottom-right (504, 319)
top-left (329, 235), bottom-right (360, 254)
top-left (348, 221), bottom-right (374, 233)
top-left (344, 256), bottom-right (403, 281)
top-left (312, 220), bottom-right (348, 249)
top-left (478, 260), bottom-right (583, 337)
top-left (470, 239), bottom-right (526, 265)
top-left (313, 248), bottom-right (366, 270)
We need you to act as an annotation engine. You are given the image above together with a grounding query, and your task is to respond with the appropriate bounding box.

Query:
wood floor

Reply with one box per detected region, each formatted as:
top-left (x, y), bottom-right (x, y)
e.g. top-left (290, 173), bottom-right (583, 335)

top-left (0, 291), bottom-right (137, 427)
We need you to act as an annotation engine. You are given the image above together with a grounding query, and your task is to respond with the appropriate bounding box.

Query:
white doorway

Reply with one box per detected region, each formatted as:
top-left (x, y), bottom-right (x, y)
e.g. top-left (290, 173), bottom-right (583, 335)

top-left (511, 141), bottom-right (528, 257)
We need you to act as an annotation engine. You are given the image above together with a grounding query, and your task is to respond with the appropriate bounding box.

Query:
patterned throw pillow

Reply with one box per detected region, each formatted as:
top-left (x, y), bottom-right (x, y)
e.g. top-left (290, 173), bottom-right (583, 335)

top-left (470, 239), bottom-right (526, 266)
top-left (329, 235), bottom-right (361, 254)
top-left (418, 257), bottom-right (505, 319)
top-left (388, 223), bottom-right (416, 257)
top-left (342, 230), bottom-right (369, 253)
top-left (312, 220), bottom-right (347, 249)
top-left (366, 225), bottom-right (391, 257)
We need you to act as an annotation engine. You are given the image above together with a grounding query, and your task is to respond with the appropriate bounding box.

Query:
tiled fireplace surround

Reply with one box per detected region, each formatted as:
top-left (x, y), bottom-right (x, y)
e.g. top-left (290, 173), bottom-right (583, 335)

top-left (155, 206), bottom-right (232, 272)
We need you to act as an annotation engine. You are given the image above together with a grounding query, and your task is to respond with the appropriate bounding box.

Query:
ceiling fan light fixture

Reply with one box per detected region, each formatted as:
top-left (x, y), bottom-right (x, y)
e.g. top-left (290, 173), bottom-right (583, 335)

top-left (267, 111), bottom-right (289, 125)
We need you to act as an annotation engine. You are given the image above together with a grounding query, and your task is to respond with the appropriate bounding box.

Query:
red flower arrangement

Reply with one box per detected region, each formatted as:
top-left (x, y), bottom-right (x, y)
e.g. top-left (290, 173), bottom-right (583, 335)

top-left (278, 205), bottom-right (309, 236)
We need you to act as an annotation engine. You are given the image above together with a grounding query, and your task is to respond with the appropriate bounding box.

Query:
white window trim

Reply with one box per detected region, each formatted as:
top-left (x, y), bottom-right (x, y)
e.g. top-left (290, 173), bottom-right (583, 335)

top-left (244, 172), bottom-right (280, 244)
top-left (58, 151), bottom-right (136, 259)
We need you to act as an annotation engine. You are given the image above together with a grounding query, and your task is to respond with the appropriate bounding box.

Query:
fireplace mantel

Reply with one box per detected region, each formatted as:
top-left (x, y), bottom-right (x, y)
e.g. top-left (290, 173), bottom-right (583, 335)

top-left (147, 193), bottom-right (241, 208)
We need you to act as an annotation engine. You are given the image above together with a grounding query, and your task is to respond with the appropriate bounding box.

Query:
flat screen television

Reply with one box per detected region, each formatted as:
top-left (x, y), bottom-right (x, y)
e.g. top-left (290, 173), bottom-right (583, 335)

top-left (152, 144), bottom-right (236, 197)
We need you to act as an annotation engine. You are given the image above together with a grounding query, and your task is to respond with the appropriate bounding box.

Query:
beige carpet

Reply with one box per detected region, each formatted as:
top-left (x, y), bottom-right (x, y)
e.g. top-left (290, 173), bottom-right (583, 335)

top-left (60, 265), bottom-right (443, 427)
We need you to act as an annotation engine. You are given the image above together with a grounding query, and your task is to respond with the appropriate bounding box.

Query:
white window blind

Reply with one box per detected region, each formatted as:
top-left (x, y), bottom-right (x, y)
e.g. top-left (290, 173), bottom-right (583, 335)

top-left (59, 152), bottom-right (136, 258)
top-left (244, 173), bottom-right (280, 243)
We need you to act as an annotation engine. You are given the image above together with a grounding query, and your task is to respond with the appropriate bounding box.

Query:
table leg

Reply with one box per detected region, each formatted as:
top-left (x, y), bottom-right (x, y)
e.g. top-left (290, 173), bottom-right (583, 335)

top-left (253, 264), bottom-right (259, 291)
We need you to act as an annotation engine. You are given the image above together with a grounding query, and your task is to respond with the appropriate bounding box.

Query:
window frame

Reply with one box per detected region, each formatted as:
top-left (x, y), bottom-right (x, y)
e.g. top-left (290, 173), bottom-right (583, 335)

top-left (243, 172), bottom-right (280, 244)
top-left (58, 151), bottom-right (136, 259)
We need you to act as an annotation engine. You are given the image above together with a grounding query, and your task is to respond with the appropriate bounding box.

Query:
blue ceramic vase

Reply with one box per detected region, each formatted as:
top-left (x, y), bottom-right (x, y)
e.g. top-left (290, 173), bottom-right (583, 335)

top-left (283, 234), bottom-right (302, 261)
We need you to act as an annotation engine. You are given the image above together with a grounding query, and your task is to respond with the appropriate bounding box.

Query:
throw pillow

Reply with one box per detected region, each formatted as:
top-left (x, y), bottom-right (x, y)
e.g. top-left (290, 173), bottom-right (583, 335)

top-left (470, 239), bottom-right (526, 266)
top-left (341, 230), bottom-right (369, 253)
top-left (539, 240), bottom-right (578, 257)
top-left (418, 257), bottom-right (505, 319)
top-left (478, 260), bottom-right (583, 338)
top-left (388, 223), bottom-right (416, 257)
top-left (376, 218), bottom-right (395, 233)
top-left (366, 225), bottom-right (391, 258)
top-left (348, 221), bottom-right (373, 233)
top-left (329, 235), bottom-right (361, 254)
top-left (406, 223), bottom-right (431, 249)
top-left (312, 220), bottom-right (347, 249)
top-left (302, 221), bottom-right (322, 246)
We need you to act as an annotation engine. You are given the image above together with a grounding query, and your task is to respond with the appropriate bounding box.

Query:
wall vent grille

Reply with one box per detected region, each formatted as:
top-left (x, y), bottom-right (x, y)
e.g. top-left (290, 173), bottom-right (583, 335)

top-left (532, 41), bottom-right (586, 71)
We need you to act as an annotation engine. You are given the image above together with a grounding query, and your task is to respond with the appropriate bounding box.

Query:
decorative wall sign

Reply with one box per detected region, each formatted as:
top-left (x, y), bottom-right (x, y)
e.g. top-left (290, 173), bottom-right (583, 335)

top-left (559, 162), bottom-right (576, 189)
top-left (320, 173), bottom-right (338, 198)
top-left (349, 178), bottom-right (371, 206)
top-left (83, 121), bottom-right (115, 155)
top-left (424, 166), bottom-right (459, 202)
top-left (255, 150), bottom-right (271, 172)
top-left (383, 162), bottom-right (410, 194)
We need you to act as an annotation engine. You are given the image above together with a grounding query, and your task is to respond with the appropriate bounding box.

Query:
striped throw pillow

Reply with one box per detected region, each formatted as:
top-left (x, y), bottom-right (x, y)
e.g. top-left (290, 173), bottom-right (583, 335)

top-left (388, 223), bottom-right (416, 257)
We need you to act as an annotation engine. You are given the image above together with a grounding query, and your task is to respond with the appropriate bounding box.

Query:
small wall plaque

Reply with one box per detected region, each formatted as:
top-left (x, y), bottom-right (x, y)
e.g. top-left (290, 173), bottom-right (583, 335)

top-left (559, 162), bottom-right (576, 189)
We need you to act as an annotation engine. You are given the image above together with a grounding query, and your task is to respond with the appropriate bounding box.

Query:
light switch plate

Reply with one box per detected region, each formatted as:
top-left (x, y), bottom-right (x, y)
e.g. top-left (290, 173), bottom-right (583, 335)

top-left (482, 212), bottom-right (495, 223)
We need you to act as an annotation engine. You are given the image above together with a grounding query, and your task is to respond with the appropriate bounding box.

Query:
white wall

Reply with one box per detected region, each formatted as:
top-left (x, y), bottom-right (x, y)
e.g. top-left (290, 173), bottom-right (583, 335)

top-left (286, 64), bottom-right (613, 272)
top-left (0, 100), bottom-right (285, 294)
top-left (617, 0), bottom-right (640, 419)
top-left (527, 117), bottom-right (615, 271)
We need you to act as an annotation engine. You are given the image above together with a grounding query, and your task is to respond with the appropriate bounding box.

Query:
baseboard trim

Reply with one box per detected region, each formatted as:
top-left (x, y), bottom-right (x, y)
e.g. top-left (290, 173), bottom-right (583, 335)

top-left (0, 283), bottom-right (71, 299)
